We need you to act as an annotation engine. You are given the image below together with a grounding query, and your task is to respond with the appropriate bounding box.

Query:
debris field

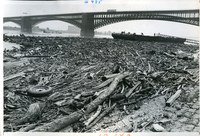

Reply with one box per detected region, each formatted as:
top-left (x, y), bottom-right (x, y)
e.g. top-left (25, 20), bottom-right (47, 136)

top-left (3, 34), bottom-right (199, 132)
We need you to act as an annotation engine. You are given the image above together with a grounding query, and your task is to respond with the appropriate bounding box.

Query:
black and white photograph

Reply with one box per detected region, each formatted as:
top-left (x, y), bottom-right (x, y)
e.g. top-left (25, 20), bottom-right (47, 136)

top-left (2, 0), bottom-right (199, 135)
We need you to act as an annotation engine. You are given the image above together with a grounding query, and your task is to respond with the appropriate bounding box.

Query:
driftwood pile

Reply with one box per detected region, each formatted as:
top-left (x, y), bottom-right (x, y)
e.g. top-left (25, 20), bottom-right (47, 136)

top-left (3, 34), bottom-right (199, 132)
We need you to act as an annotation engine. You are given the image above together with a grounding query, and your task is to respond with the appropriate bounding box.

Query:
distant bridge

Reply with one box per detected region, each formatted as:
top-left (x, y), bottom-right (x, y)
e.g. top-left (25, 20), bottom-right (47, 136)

top-left (3, 9), bottom-right (199, 37)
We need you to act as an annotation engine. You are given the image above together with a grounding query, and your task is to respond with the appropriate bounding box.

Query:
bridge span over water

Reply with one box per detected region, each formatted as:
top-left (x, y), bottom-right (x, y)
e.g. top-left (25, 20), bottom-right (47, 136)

top-left (3, 9), bottom-right (199, 37)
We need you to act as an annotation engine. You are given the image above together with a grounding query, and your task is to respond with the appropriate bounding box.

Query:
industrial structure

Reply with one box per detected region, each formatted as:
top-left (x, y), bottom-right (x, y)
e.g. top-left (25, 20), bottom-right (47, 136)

top-left (3, 9), bottom-right (199, 37)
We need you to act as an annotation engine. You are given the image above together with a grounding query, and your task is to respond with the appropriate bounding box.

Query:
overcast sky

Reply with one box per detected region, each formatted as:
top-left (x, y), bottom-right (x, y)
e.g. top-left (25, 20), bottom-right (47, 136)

top-left (3, 0), bottom-right (199, 16)
top-left (3, 0), bottom-right (199, 39)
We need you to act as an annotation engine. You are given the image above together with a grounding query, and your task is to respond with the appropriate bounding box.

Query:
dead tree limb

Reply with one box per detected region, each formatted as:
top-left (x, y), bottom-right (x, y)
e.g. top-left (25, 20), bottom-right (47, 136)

top-left (30, 110), bottom-right (84, 132)
top-left (163, 52), bottom-right (175, 58)
top-left (94, 88), bottom-right (108, 96)
top-left (86, 103), bottom-right (117, 130)
top-left (126, 81), bottom-right (141, 98)
top-left (93, 78), bottom-right (114, 89)
top-left (84, 105), bottom-right (102, 126)
top-left (103, 73), bottom-right (120, 79)
top-left (30, 72), bottom-right (131, 132)
top-left (85, 72), bottom-right (131, 114)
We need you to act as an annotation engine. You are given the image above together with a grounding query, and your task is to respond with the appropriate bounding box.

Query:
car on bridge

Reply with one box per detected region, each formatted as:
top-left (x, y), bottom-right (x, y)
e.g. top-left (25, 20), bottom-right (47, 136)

top-left (107, 9), bottom-right (116, 12)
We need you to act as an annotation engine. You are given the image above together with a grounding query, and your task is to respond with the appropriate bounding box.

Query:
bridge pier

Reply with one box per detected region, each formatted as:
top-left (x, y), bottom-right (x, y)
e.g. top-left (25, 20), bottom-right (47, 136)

top-left (81, 13), bottom-right (94, 37)
top-left (21, 17), bottom-right (32, 33)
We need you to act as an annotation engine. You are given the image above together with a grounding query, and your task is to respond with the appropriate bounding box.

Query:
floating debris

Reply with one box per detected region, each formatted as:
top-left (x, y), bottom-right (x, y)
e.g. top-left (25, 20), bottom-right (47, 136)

top-left (3, 34), bottom-right (199, 132)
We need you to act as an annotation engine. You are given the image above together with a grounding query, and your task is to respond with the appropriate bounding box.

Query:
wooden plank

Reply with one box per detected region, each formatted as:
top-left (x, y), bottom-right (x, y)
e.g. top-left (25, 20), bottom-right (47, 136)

top-left (4, 72), bottom-right (25, 82)
top-left (166, 89), bottom-right (182, 106)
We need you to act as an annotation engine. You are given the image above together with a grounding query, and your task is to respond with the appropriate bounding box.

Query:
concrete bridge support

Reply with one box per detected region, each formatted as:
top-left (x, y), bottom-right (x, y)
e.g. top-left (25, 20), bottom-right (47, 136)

top-left (81, 13), bottom-right (94, 37)
top-left (21, 17), bottom-right (32, 33)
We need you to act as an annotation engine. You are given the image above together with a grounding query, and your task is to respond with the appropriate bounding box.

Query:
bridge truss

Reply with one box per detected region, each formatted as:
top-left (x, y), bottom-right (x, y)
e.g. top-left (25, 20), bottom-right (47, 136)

top-left (93, 9), bottom-right (199, 29)
top-left (3, 9), bottom-right (199, 36)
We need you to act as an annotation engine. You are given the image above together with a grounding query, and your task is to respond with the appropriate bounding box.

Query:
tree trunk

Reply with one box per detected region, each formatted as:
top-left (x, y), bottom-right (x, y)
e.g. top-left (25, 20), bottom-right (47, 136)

top-left (30, 110), bottom-right (84, 132)
top-left (85, 72), bottom-right (131, 114)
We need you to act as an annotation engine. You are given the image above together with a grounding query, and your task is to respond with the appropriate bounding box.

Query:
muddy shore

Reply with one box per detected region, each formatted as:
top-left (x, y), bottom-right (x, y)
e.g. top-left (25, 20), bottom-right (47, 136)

top-left (3, 35), bottom-right (199, 132)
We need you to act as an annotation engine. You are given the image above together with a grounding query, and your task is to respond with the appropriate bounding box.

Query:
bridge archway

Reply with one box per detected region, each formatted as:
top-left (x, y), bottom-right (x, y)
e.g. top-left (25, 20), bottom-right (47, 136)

top-left (96, 20), bottom-right (199, 39)
top-left (3, 21), bottom-right (21, 27)
top-left (32, 20), bottom-right (81, 30)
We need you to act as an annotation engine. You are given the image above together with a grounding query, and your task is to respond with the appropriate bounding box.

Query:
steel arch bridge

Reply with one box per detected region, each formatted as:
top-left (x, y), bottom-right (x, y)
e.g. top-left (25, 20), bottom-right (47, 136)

top-left (3, 9), bottom-right (199, 37)
top-left (93, 10), bottom-right (199, 29)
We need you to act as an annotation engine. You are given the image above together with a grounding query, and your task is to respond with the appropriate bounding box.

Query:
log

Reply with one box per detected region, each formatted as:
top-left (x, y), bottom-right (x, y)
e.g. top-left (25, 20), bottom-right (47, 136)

top-left (86, 103), bottom-right (116, 130)
top-left (93, 78), bottom-right (114, 89)
top-left (15, 103), bottom-right (45, 125)
top-left (54, 99), bottom-right (74, 107)
top-left (110, 93), bottom-right (126, 101)
top-left (94, 88), bottom-right (108, 96)
top-left (133, 121), bottom-right (138, 132)
top-left (81, 91), bottom-right (94, 97)
top-left (120, 83), bottom-right (125, 93)
top-left (147, 61), bottom-right (152, 73)
top-left (103, 73), bottom-right (120, 79)
top-left (166, 89), bottom-right (182, 106)
top-left (125, 81), bottom-right (141, 98)
top-left (163, 52), bottom-right (175, 58)
top-left (30, 110), bottom-right (84, 132)
top-left (85, 72), bottom-right (131, 114)
top-left (84, 105), bottom-right (102, 126)
top-left (48, 92), bottom-right (65, 102)
top-left (23, 55), bottom-right (50, 57)
top-left (19, 124), bottom-right (37, 132)
top-left (4, 72), bottom-right (25, 82)
top-left (30, 72), bottom-right (130, 132)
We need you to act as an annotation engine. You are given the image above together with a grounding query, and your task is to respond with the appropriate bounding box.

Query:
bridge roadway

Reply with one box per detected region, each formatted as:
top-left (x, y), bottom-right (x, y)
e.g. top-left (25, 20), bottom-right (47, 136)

top-left (3, 9), bottom-right (199, 37)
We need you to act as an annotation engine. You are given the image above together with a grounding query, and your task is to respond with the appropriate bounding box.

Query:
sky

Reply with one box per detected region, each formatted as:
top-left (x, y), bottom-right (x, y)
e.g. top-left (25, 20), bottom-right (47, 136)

top-left (2, 0), bottom-right (200, 39)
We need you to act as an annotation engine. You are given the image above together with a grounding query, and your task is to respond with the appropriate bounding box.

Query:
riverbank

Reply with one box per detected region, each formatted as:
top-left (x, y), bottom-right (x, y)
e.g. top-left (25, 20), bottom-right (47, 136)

top-left (3, 30), bottom-right (112, 40)
top-left (3, 35), bottom-right (199, 132)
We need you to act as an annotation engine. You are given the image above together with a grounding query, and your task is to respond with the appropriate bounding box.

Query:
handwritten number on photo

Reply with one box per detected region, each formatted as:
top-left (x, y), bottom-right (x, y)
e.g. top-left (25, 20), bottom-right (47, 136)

top-left (84, 0), bottom-right (102, 4)
top-left (98, 0), bottom-right (102, 4)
